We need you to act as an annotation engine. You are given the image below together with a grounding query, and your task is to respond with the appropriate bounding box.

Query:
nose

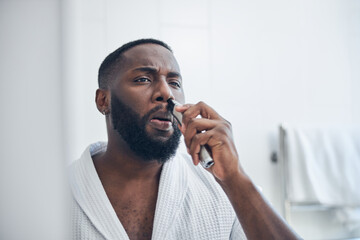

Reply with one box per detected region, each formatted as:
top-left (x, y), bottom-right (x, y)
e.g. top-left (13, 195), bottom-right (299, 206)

top-left (152, 78), bottom-right (174, 103)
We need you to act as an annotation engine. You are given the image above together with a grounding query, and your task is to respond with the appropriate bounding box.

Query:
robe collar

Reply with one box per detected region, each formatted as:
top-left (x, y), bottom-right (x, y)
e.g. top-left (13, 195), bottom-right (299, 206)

top-left (69, 142), bottom-right (188, 239)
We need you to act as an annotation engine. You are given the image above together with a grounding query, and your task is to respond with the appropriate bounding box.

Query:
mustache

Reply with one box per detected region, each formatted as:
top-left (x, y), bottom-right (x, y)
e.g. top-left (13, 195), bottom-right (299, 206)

top-left (142, 104), bottom-right (179, 129)
top-left (143, 104), bottom-right (171, 121)
top-left (146, 104), bottom-right (165, 117)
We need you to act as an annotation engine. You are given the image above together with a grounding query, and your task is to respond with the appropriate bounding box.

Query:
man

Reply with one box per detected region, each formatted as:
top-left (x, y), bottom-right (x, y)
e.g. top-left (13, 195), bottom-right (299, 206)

top-left (69, 39), bottom-right (300, 239)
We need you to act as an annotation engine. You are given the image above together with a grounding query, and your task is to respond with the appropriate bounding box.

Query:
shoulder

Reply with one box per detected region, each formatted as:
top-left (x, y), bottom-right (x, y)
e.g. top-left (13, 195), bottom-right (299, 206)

top-left (174, 151), bottom-right (235, 214)
top-left (167, 152), bottom-right (240, 238)
top-left (68, 142), bottom-right (107, 180)
top-left (176, 151), bottom-right (228, 197)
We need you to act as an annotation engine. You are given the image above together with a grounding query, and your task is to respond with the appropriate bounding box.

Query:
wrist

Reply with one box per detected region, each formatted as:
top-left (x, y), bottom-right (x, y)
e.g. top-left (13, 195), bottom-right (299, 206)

top-left (216, 167), bottom-right (253, 192)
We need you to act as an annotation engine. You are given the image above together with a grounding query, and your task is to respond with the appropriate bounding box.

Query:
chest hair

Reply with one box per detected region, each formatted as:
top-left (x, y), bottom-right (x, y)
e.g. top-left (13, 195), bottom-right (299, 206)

top-left (107, 188), bottom-right (158, 240)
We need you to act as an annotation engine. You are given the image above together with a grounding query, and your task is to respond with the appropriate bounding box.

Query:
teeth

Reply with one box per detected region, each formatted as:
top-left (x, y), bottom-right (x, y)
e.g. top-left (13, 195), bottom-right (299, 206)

top-left (154, 118), bottom-right (169, 121)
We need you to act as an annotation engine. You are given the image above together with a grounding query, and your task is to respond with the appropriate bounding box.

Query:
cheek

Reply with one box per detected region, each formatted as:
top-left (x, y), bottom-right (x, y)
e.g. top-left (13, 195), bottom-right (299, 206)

top-left (174, 90), bottom-right (185, 104)
top-left (126, 96), bottom-right (149, 114)
top-left (116, 88), bottom-right (151, 114)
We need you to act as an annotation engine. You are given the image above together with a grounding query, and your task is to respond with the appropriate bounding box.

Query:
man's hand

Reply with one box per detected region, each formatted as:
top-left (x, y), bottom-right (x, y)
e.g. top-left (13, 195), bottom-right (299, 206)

top-left (176, 101), bottom-right (300, 240)
top-left (175, 101), bottom-right (244, 183)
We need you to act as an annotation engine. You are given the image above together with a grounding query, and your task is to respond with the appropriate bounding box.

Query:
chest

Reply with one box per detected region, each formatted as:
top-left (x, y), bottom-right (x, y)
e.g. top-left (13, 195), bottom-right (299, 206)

top-left (106, 186), bottom-right (158, 240)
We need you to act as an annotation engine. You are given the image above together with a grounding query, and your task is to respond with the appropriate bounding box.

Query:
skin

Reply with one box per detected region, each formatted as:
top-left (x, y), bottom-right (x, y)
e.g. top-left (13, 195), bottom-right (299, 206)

top-left (94, 43), bottom-right (300, 240)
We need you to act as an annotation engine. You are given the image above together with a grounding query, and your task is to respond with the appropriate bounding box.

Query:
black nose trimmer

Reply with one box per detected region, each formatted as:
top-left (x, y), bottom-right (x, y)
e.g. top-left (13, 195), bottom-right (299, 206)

top-left (167, 99), bottom-right (215, 168)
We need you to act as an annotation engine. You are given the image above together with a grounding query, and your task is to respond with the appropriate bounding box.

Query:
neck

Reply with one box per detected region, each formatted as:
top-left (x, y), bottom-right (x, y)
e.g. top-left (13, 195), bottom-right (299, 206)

top-left (93, 134), bottom-right (164, 181)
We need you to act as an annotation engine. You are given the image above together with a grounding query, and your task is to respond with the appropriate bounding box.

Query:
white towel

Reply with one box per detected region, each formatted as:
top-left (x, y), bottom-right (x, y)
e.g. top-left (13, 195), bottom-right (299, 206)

top-left (283, 126), bottom-right (360, 206)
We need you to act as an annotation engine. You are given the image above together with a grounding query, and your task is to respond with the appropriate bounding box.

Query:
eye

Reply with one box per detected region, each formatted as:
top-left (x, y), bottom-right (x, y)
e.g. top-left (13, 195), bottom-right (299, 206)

top-left (134, 77), bottom-right (151, 83)
top-left (169, 81), bottom-right (181, 88)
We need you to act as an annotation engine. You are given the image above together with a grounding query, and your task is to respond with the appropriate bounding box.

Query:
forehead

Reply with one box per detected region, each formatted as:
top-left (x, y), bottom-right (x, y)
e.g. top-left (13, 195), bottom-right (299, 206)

top-left (120, 44), bottom-right (180, 72)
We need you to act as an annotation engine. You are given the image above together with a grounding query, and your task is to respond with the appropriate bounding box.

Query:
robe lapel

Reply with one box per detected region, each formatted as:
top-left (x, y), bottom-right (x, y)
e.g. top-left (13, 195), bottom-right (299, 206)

top-left (70, 143), bottom-right (189, 240)
top-left (151, 153), bottom-right (188, 240)
top-left (70, 144), bottom-right (129, 240)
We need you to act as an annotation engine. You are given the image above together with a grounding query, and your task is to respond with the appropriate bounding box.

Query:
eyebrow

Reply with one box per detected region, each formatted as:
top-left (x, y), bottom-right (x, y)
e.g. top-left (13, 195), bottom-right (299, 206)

top-left (133, 67), bottom-right (158, 74)
top-left (133, 67), bottom-right (182, 80)
top-left (167, 71), bottom-right (182, 80)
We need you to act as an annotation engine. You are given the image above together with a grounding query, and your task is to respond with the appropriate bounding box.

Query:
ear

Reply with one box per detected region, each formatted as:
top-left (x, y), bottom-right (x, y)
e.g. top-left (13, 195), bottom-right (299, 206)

top-left (95, 88), bottom-right (110, 115)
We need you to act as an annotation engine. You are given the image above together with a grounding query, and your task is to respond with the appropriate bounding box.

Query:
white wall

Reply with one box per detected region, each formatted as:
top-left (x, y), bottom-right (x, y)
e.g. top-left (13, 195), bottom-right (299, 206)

top-left (62, 0), bottom-right (360, 239)
top-left (0, 0), bottom-right (68, 239)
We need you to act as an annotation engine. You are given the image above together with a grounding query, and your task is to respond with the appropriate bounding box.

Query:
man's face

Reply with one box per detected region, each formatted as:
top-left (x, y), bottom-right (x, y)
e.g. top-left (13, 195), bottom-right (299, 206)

top-left (109, 44), bottom-right (185, 162)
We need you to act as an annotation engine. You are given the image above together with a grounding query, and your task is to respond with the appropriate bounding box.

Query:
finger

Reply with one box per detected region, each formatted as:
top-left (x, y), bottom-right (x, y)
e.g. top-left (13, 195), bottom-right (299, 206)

top-left (175, 104), bottom-right (192, 113)
top-left (183, 118), bottom-right (218, 149)
top-left (174, 104), bottom-right (192, 133)
top-left (189, 131), bottom-right (212, 166)
top-left (182, 101), bottom-right (221, 128)
top-left (177, 123), bottom-right (185, 135)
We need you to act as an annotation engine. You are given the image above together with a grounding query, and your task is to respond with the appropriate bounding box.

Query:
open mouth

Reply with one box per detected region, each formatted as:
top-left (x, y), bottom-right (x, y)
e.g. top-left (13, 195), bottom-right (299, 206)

top-left (150, 112), bottom-right (173, 123)
top-left (149, 112), bottom-right (173, 131)
top-left (151, 117), bottom-right (171, 122)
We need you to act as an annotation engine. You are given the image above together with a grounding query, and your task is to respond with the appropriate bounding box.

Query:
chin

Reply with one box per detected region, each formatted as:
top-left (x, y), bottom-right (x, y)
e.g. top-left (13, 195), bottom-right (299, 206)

top-left (149, 132), bottom-right (174, 143)
top-left (146, 126), bottom-right (174, 141)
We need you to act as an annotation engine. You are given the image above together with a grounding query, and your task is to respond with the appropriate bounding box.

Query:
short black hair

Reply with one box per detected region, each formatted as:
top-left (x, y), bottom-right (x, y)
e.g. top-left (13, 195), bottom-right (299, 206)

top-left (98, 38), bottom-right (173, 89)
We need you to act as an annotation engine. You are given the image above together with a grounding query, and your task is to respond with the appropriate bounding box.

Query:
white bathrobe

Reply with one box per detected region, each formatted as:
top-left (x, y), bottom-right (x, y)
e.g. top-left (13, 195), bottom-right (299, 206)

top-left (69, 142), bottom-right (247, 240)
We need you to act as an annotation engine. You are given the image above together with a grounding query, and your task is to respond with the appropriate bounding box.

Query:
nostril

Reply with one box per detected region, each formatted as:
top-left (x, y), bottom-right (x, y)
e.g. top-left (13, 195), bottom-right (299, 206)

top-left (156, 96), bottom-right (163, 101)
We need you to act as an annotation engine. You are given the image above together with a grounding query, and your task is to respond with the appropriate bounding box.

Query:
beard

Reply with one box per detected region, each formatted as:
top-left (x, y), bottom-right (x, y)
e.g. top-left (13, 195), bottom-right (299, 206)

top-left (110, 93), bottom-right (181, 164)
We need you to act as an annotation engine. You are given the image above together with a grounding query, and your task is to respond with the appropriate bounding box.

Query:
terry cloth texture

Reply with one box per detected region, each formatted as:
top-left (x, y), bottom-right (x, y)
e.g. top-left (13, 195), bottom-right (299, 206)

top-left (285, 127), bottom-right (360, 205)
top-left (69, 142), bottom-right (247, 240)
